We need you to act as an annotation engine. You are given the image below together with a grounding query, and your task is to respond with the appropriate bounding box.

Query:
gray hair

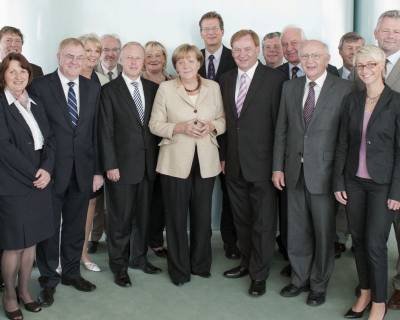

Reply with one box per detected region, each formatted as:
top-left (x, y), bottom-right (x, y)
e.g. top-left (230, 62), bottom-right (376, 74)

top-left (299, 39), bottom-right (330, 56)
top-left (281, 25), bottom-right (306, 41)
top-left (262, 32), bottom-right (281, 47)
top-left (375, 10), bottom-right (400, 30)
top-left (100, 34), bottom-right (122, 49)
top-left (338, 32), bottom-right (365, 50)
top-left (79, 33), bottom-right (102, 50)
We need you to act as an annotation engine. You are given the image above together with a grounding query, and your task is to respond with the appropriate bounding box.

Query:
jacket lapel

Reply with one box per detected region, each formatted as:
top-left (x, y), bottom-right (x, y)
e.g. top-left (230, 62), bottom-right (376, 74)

top-left (239, 62), bottom-right (263, 117)
top-left (116, 76), bottom-right (143, 126)
top-left (215, 46), bottom-right (228, 79)
top-left (228, 69), bottom-right (238, 120)
top-left (367, 85), bottom-right (392, 130)
top-left (176, 81), bottom-right (197, 108)
top-left (76, 76), bottom-right (89, 129)
top-left (386, 58), bottom-right (400, 88)
top-left (0, 92), bottom-right (32, 138)
top-left (142, 78), bottom-right (153, 125)
top-left (296, 77), bottom-right (306, 130)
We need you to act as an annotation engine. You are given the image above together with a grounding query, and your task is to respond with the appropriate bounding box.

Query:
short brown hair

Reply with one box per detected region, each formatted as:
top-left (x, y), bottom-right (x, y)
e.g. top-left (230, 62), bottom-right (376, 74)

top-left (231, 30), bottom-right (260, 48)
top-left (0, 26), bottom-right (24, 43)
top-left (0, 53), bottom-right (33, 90)
top-left (199, 11), bottom-right (224, 30)
top-left (338, 32), bottom-right (365, 50)
top-left (172, 44), bottom-right (203, 69)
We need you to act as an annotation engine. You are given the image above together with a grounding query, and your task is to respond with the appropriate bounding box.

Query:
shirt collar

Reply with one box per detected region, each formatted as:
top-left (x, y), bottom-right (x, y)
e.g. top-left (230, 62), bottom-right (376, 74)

top-left (4, 88), bottom-right (36, 109)
top-left (238, 61), bottom-right (259, 80)
top-left (387, 49), bottom-right (400, 66)
top-left (305, 70), bottom-right (327, 88)
top-left (289, 62), bottom-right (303, 73)
top-left (342, 66), bottom-right (351, 78)
top-left (57, 68), bottom-right (79, 87)
top-left (205, 45), bottom-right (223, 62)
top-left (101, 62), bottom-right (118, 75)
top-left (122, 72), bottom-right (141, 87)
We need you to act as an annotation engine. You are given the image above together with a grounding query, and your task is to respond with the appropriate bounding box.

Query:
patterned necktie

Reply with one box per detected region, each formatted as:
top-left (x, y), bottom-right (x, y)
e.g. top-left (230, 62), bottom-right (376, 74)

top-left (303, 81), bottom-right (316, 127)
top-left (236, 73), bottom-right (249, 116)
top-left (291, 66), bottom-right (299, 79)
top-left (208, 55), bottom-right (216, 80)
top-left (132, 81), bottom-right (144, 124)
top-left (107, 71), bottom-right (113, 81)
top-left (67, 81), bottom-right (78, 126)
top-left (385, 59), bottom-right (390, 78)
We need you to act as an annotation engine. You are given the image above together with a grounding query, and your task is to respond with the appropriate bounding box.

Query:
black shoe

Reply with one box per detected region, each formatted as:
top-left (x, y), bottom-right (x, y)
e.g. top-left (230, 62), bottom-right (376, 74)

top-left (223, 266), bottom-right (249, 279)
top-left (114, 272), bottom-right (132, 287)
top-left (37, 287), bottom-right (55, 308)
top-left (87, 241), bottom-right (99, 254)
top-left (248, 280), bottom-right (266, 297)
top-left (280, 264), bottom-right (291, 277)
top-left (4, 308), bottom-right (23, 320)
top-left (344, 303), bottom-right (371, 318)
top-left (224, 244), bottom-right (241, 260)
top-left (150, 247), bottom-right (168, 258)
top-left (172, 280), bottom-right (186, 287)
top-left (280, 284), bottom-right (310, 297)
top-left (335, 242), bottom-right (346, 259)
top-left (191, 271), bottom-right (211, 278)
top-left (61, 276), bottom-right (96, 292)
top-left (306, 291), bottom-right (326, 306)
top-left (129, 262), bottom-right (162, 274)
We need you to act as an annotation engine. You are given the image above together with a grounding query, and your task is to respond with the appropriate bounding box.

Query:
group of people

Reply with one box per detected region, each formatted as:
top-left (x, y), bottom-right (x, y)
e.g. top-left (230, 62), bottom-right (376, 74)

top-left (0, 8), bottom-right (398, 320)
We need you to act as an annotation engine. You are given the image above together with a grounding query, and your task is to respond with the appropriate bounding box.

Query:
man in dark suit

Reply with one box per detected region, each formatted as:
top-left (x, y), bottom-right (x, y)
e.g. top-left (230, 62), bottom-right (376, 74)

top-left (273, 40), bottom-right (351, 306)
top-left (99, 42), bottom-right (161, 288)
top-left (220, 30), bottom-right (286, 297)
top-left (338, 32), bottom-right (364, 81)
top-left (30, 38), bottom-right (103, 306)
top-left (0, 26), bottom-right (43, 79)
top-left (197, 11), bottom-right (239, 260)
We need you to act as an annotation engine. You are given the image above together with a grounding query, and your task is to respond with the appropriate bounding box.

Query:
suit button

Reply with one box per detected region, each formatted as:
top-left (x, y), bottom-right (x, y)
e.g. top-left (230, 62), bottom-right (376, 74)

top-left (367, 140), bottom-right (371, 145)
top-left (194, 121), bottom-right (198, 125)
top-left (194, 109), bottom-right (197, 113)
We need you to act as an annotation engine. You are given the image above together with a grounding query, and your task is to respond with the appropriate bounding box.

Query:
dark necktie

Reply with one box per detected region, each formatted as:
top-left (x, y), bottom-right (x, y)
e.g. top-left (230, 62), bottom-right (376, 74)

top-left (303, 81), bottom-right (316, 127)
top-left (385, 59), bottom-right (390, 78)
top-left (132, 82), bottom-right (144, 124)
top-left (207, 55), bottom-right (216, 80)
top-left (107, 71), bottom-right (113, 81)
top-left (67, 82), bottom-right (78, 126)
top-left (291, 66), bottom-right (299, 79)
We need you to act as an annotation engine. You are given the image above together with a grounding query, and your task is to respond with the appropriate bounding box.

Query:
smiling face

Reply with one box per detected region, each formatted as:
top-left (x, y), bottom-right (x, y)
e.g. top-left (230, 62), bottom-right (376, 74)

top-left (355, 56), bottom-right (385, 87)
top-left (4, 59), bottom-right (29, 96)
top-left (120, 44), bottom-right (145, 80)
top-left (339, 39), bottom-right (364, 70)
top-left (200, 18), bottom-right (224, 49)
top-left (144, 45), bottom-right (166, 74)
top-left (100, 36), bottom-right (121, 70)
top-left (263, 36), bottom-right (283, 68)
top-left (374, 17), bottom-right (400, 56)
top-left (281, 28), bottom-right (303, 64)
top-left (175, 50), bottom-right (200, 81)
top-left (83, 40), bottom-right (101, 70)
top-left (232, 34), bottom-right (260, 72)
top-left (58, 43), bottom-right (85, 80)
top-left (300, 41), bottom-right (330, 81)
top-left (0, 32), bottom-right (23, 60)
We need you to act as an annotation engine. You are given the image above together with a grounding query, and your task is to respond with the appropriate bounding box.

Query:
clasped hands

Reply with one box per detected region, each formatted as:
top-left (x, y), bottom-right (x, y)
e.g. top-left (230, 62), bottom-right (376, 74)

top-left (174, 119), bottom-right (215, 138)
top-left (33, 168), bottom-right (51, 189)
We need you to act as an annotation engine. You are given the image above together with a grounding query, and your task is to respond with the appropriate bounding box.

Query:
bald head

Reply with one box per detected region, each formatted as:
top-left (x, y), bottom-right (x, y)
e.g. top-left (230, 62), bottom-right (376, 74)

top-left (120, 42), bottom-right (145, 80)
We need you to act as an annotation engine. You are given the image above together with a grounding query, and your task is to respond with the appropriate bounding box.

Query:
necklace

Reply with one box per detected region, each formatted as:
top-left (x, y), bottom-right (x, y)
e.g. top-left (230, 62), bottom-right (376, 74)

top-left (182, 76), bottom-right (201, 93)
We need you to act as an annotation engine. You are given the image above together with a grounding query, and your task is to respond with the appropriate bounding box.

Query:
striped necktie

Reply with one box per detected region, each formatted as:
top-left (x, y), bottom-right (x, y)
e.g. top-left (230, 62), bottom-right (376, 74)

top-left (236, 73), bottom-right (249, 116)
top-left (67, 82), bottom-right (78, 126)
top-left (303, 81), bottom-right (316, 127)
top-left (132, 82), bottom-right (144, 124)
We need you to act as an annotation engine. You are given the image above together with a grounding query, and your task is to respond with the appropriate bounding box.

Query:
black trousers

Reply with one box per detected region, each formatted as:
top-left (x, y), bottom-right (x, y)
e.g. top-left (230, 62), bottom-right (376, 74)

top-left (160, 154), bottom-right (215, 283)
top-left (106, 177), bottom-right (153, 274)
top-left (226, 172), bottom-right (277, 280)
top-left (219, 174), bottom-right (238, 249)
top-left (346, 176), bottom-right (394, 303)
top-left (287, 170), bottom-right (335, 293)
top-left (148, 175), bottom-right (165, 248)
top-left (37, 170), bottom-right (90, 288)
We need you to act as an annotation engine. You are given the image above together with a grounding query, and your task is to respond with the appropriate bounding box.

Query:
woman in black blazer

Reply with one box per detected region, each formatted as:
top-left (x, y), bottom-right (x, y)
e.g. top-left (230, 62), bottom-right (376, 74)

top-left (0, 53), bottom-right (55, 319)
top-left (334, 45), bottom-right (400, 320)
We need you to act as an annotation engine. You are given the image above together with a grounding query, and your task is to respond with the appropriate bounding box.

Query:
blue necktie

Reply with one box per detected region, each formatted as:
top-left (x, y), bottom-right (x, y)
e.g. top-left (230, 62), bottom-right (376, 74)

top-left (67, 82), bottom-right (78, 126)
top-left (207, 55), bottom-right (216, 80)
top-left (132, 82), bottom-right (144, 124)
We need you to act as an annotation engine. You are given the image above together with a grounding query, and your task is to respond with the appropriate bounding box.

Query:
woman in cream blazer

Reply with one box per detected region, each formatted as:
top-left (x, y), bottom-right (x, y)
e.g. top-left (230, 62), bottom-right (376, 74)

top-left (149, 44), bottom-right (225, 286)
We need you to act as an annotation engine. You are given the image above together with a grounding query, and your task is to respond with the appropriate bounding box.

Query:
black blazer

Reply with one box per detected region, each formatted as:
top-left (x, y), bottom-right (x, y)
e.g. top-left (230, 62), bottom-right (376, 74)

top-left (29, 71), bottom-right (101, 193)
top-left (277, 62), bottom-right (340, 80)
top-left (0, 91), bottom-right (55, 195)
top-left (199, 45), bottom-right (236, 83)
top-left (333, 86), bottom-right (400, 200)
top-left (99, 76), bottom-right (158, 185)
top-left (30, 63), bottom-right (44, 79)
top-left (219, 62), bottom-right (286, 182)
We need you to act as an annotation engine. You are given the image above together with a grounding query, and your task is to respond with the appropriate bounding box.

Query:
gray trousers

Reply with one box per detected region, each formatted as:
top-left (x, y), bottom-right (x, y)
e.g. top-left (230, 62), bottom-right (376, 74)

top-left (393, 215), bottom-right (400, 290)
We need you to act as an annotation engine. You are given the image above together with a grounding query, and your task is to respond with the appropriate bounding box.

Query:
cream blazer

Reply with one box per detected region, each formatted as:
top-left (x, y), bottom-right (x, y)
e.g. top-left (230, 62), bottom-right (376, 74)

top-left (149, 77), bottom-right (226, 179)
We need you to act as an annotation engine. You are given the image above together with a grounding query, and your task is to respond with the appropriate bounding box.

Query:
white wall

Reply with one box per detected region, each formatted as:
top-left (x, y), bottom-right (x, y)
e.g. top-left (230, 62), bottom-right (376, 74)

top-left (0, 0), bottom-right (353, 74)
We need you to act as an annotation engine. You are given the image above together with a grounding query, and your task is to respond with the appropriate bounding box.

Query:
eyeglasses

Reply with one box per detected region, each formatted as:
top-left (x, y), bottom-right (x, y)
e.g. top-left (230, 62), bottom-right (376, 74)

top-left (355, 62), bottom-right (378, 71)
top-left (201, 26), bottom-right (221, 33)
top-left (63, 54), bottom-right (85, 62)
top-left (103, 48), bottom-right (120, 54)
top-left (299, 53), bottom-right (323, 61)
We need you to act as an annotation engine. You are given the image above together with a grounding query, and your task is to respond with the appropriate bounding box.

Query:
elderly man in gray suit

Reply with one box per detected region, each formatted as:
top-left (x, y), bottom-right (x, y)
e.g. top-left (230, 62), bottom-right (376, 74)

top-left (272, 40), bottom-right (351, 306)
top-left (374, 9), bottom-right (400, 310)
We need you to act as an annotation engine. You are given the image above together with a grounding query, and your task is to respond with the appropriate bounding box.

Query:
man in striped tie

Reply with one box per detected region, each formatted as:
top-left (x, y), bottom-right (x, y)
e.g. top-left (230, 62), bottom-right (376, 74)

top-left (30, 38), bottom-right (104, 306)
top-left (98, 42), bottom-right (161, 288)
top-left (219, 30), bottom-right (286, 297)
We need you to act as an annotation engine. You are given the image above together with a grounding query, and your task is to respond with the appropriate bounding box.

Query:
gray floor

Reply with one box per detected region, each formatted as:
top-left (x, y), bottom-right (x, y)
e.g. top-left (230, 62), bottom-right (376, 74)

top-left (5, 232), bottom-right (399, 320)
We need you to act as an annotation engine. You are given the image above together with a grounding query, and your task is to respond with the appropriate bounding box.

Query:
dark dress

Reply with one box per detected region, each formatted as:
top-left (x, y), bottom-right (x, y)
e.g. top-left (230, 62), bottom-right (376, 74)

top-left (0, 91), bottom-right (55, 250)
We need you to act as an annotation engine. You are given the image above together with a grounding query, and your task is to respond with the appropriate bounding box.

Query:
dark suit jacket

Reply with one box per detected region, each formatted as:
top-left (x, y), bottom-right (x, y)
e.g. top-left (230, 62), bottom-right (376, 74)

top-left (0, 91), bottom-right (55, 195)
top-left (199, 45), bottom-right (236, 83)
top-left (277, 62), bottom-right (340, 80)
top-left (29, 71), bottom-right (101, 193)
top-left (220, 62), bottom-right (286, 182)
top-left (273, 73), bottom-right (352, 194)
top-left (99, 76), bottom-right (158, 185)
top-left (30, 63), bottom-right (44, 79)
top-left (333, 86), bottom-right (400, 200)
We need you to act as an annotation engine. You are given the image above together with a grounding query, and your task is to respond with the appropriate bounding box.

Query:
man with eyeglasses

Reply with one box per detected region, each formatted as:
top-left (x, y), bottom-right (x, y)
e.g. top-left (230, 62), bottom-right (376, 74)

top-left (374, 9), bottom-right (400, 310)
top-left (95, 34), bottom-right (122, 81)
top-left (273, 40), bottom-right (351, 306)
top-left (198, 11), bottom-right (240, 260)
top-left (30, 38), bottom-right (103, 306)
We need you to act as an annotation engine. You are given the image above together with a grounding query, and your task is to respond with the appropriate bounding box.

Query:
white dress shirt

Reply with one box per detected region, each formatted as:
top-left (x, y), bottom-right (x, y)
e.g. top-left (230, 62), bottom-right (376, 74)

top-left (57, 69), bottom-right (80, 114)
top-left (386, 50), bottom-right (400, 78)
top-left (302, 71), bottom-right (327, 108)
top-left (341, 66), bottom-right (351, 80)
top-left (235, 61), bottom-right (259, 100)
top-left (205, 45), bottom-right (223, 77)
top-left (102, 62), bottom-right (119, 80)
top-left (122, 73), bottom-right (146, 110)
top-left (5, 89), bottom-right (44, 150)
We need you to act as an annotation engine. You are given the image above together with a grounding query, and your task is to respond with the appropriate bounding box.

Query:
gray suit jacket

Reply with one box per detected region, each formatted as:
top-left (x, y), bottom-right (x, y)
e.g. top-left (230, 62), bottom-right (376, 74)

top-left (95, 63), bottom-right (122, 78)
top-left (387, 57), bottom-right (400, 93)
top-left (273, 73), bottom-right (352, 194)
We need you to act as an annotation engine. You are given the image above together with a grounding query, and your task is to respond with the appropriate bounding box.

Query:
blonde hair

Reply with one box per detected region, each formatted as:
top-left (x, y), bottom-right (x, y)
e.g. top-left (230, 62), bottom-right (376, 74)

top-left (79, 33), bottom-right (102, 52)
top-left (58, 38), bottom-right (83, 54)
top-left (145, 41), bottom-right (168, 69)
top-left (171, 44), bottom-right (203, 69)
